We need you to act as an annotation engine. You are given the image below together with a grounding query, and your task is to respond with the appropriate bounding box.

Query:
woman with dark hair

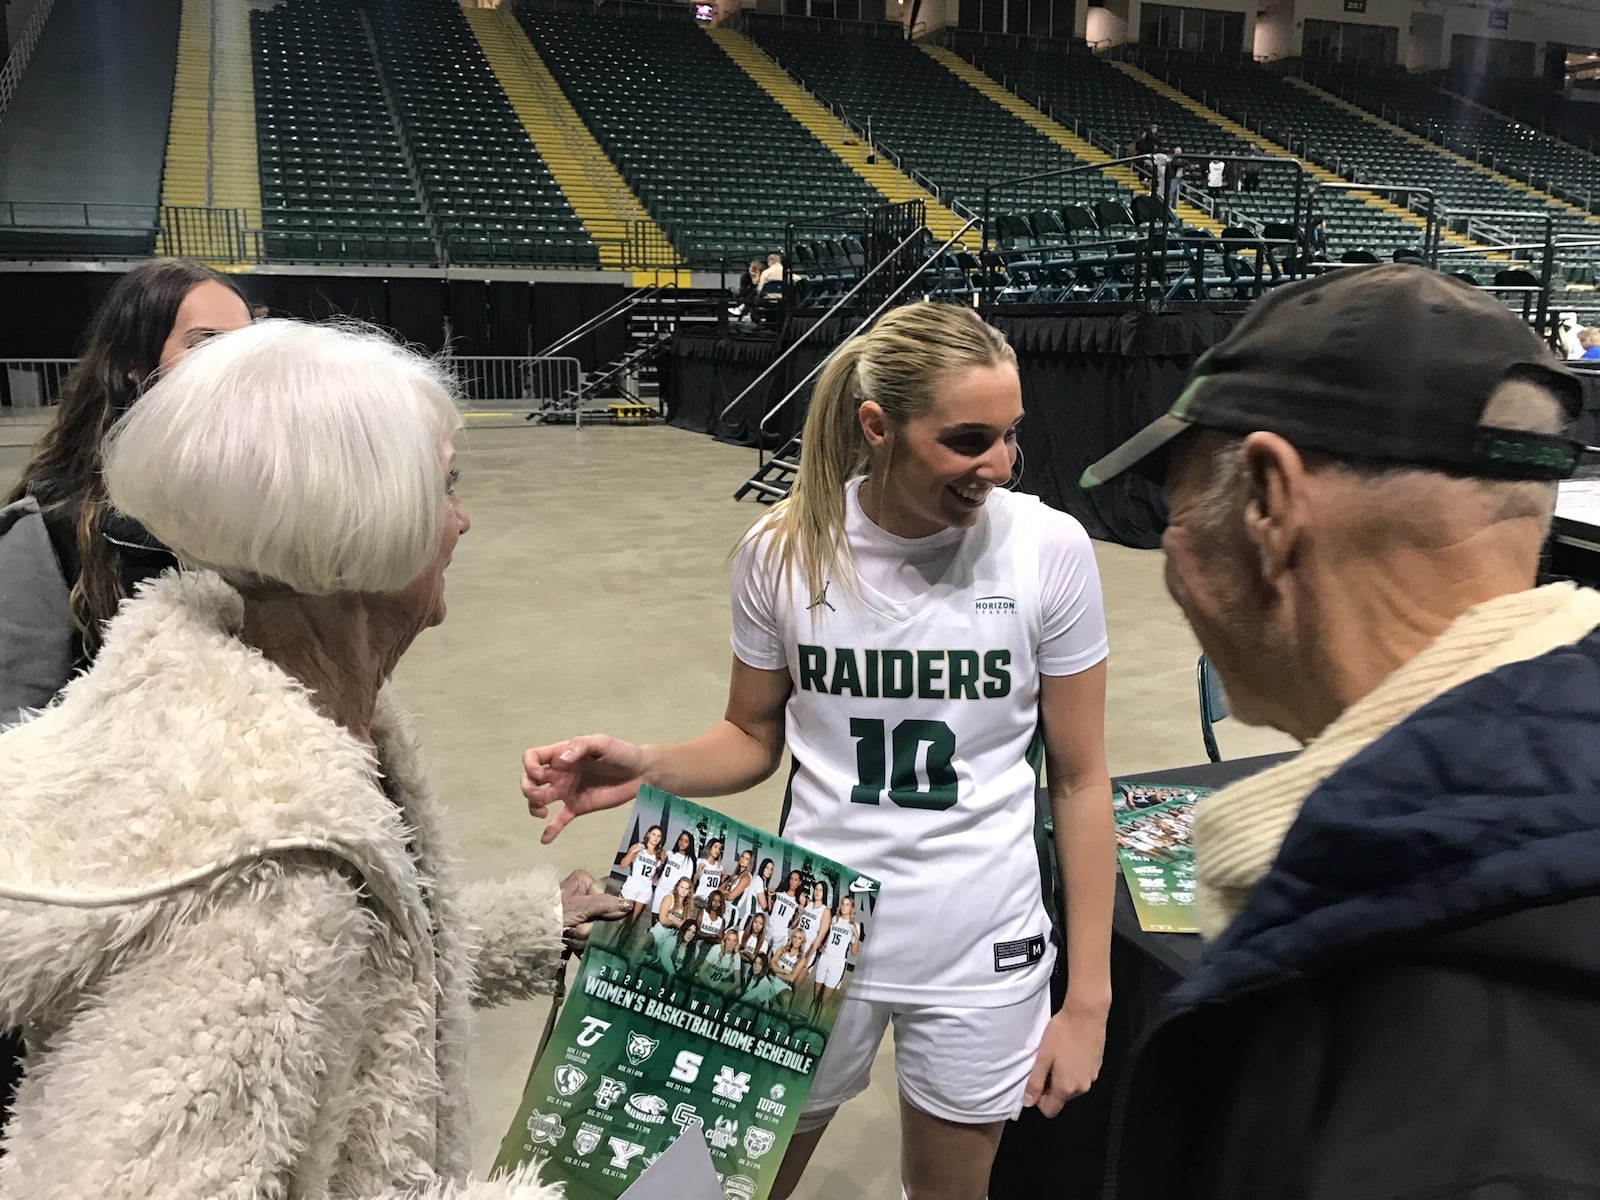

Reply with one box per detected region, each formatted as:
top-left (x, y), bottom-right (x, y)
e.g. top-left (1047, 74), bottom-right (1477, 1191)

top-left (740, 912), bottom-right (769, 962)
top-left (1, 258), bottom-right (251, 720)
top-left (653, 829), bottom-right (697, 911)
top-left (766, 868), bottom-right (805, 953)
top-left (0, 257), bottom-right (249, 1139)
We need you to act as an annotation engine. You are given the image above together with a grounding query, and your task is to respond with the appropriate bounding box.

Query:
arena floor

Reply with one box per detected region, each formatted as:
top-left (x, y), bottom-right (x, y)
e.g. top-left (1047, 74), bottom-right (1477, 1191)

top-left (0, 417), bottom-right (1293, 1194)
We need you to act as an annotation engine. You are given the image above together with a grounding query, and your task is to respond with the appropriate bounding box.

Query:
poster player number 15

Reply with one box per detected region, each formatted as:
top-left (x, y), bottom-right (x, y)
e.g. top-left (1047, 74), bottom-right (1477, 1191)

top-left (849, 717), bottom-right (958, 811)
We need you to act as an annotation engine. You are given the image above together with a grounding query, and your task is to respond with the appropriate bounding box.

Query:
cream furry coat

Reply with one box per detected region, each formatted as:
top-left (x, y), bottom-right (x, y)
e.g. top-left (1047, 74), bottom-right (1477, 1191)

top-left (0, 572), bottom-right (565, 1200)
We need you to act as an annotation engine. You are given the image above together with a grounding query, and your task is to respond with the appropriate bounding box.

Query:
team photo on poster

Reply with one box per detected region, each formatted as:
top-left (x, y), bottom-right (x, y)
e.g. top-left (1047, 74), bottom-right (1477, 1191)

top-left (497, 788), bottom-right (880, 1200)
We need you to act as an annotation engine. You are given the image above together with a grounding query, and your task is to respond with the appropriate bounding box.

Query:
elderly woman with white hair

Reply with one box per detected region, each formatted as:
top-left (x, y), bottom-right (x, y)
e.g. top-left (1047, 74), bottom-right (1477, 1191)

top-left (0, 320), bottom-right (622, 1198)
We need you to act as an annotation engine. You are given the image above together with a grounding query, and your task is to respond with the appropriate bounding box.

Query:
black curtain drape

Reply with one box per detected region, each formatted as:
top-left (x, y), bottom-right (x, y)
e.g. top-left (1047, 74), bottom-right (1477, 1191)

top-left (993, 311), bottom-right (1242, 549)
top-left (665, 310), bottom-right (1238, 547)
top-left (667, 332), bottom-right (782, 444)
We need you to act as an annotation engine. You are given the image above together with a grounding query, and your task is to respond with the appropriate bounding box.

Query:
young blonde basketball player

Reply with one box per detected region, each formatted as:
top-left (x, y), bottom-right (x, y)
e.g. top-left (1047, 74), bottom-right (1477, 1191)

top-left (523, 303), bottom-right (1113, 1200)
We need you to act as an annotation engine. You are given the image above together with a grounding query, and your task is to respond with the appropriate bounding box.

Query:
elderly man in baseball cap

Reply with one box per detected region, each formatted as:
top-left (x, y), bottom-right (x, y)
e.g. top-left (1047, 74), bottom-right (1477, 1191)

top-left (1092, 265), bottom-right (1600, 1199)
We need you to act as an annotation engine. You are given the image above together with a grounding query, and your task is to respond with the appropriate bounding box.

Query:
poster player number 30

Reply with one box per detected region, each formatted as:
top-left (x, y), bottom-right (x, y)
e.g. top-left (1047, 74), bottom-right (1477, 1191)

top-left (850, 718), bottom-right (958, 811)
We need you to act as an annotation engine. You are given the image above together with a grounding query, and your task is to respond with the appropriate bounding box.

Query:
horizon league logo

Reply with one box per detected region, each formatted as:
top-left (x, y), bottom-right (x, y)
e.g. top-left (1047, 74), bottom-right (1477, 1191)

top-left (723, 1176), bottom-right (757, 1200)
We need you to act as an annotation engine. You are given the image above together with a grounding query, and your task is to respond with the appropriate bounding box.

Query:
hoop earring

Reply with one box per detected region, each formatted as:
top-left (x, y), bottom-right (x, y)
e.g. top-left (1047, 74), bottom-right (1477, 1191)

top-left (1006, 443), bottom-right (1026, 491)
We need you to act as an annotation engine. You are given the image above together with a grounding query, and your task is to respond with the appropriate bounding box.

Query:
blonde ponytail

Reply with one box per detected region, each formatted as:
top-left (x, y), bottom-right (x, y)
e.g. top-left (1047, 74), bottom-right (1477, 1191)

top-left (755, 303), bottom-right (1015, 604)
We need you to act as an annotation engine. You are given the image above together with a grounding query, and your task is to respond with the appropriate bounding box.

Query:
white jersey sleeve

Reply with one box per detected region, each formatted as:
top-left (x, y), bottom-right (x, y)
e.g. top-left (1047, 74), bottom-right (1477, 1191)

top-left (729, 526), bottom-right (786, 671)
top-left (1036, 509), bottom-right (1109, 677)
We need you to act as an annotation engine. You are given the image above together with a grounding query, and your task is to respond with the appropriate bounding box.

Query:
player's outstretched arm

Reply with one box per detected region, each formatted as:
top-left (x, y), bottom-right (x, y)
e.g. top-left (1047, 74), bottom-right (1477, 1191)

top-left (523, 656), bottom-right (792, 843)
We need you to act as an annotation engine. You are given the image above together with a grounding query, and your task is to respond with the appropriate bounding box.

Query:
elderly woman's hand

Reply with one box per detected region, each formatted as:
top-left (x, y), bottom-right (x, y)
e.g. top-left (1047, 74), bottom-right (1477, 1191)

top-left (560, 869), bottom-right (630, 954)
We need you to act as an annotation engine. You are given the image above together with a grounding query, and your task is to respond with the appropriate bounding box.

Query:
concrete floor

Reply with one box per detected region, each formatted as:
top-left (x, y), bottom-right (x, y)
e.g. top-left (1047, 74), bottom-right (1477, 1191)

top-left (0, 416), bottom-right (1293, 1195)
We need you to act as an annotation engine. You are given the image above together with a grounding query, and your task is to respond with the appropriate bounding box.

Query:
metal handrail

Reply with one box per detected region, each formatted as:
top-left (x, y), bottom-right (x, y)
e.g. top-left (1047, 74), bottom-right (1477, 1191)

top-left (718, 225), bottom-right (930, 422)
top-left (755, 217), bottom-right (981, 438)
top-left (533, 284), bottom-right (664, 358)
top-left (0, 0), bottom-right (57, 124)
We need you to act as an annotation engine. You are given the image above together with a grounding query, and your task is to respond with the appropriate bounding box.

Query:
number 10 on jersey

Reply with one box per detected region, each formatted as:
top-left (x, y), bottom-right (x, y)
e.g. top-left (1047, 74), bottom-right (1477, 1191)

top-left (850, 717), bottom-right (959, 810)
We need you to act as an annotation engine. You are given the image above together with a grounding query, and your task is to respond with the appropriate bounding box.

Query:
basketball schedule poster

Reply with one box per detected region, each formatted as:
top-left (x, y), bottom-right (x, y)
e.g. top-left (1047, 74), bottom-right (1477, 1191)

top-left (1112, 780), bottom-right (1209, 934)
top-left (496, 788), bottom-right (881, 1200)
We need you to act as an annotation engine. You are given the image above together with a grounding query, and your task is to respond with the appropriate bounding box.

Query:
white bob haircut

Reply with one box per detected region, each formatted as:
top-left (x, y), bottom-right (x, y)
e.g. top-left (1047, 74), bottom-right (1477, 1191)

top-left (103, 319), bottom-right (463, 595)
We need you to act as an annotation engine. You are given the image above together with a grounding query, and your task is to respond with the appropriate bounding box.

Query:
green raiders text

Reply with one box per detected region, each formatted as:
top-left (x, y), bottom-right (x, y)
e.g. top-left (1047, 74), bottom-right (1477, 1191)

top-left (797, 645), bottom-right (1012, 700)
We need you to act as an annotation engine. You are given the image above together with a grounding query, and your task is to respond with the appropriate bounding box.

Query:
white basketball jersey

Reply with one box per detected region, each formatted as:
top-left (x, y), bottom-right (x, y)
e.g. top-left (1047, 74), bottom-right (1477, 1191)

top-left (769, 891), bottom-right (799, 934)
top-left (628, 852), bottom-right (660, 885)
top-left (769, 487), bottom-right (1058, 1006)
top-left (694, 859), bottom-right (724, 901)
top-left (817, 917), bottom-right (856, 963)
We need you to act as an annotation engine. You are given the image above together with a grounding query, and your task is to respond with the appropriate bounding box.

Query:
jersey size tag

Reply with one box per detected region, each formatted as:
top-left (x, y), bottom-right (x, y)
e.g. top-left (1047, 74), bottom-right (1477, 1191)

top-left (992, 935), bottom-right (1046, 974)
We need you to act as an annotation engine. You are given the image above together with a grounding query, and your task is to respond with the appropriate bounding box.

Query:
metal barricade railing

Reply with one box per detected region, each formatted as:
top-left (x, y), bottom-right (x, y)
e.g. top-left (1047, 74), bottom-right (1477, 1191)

top-left (444, 355), bottom-right (584, 424)
top-left (0, 358), bottom-right (77, 410)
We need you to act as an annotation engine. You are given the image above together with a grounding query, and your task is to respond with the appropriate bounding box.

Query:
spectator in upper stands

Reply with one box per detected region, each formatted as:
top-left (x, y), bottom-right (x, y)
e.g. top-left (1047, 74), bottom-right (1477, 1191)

top-left (1205, 156), bottom-right (1227, 195)
top-left (1579, 327), bottom-right (1600, 361)
top-left (730, 258), bottom-right (763, 322)
top-left (1165, 147), bottom-right (1185, 209)
top-left (1084, 265), bottom-right (1600, 1200)
top-left (1134, 124), bottom-right (1162, 157)
top-left (1305, 216), bottom-right (1330, 262)
top-left (758, 251), bottom-right (785, 289)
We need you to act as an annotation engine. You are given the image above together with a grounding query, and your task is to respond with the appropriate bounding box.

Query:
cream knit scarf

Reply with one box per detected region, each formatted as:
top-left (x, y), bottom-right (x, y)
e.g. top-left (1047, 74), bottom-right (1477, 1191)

top-left (1194, 582), bottom-right (1600, 939)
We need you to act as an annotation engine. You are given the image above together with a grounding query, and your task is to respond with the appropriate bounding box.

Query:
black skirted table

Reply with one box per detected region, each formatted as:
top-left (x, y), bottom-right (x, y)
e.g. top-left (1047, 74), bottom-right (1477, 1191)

top-left (988, 752), bottom-right (1291, 1198)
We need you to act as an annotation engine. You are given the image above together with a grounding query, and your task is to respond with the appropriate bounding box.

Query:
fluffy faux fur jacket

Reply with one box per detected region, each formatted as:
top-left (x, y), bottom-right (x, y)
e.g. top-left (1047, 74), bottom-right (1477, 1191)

top-left (0, 571), bottom-right (565, 1200)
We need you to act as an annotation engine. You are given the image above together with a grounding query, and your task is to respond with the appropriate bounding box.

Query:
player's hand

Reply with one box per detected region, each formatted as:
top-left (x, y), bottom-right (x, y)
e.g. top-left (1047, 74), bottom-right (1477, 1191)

top-left (1023, 1003), bottom-right (1108, 1117)
top-left (522, 735), bottom-right (647, 843)
top-left (559, 869), bottom-right (630, 954)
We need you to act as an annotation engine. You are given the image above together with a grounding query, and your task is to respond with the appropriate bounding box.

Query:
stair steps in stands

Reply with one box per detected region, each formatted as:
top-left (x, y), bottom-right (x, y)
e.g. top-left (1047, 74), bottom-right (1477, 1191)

top-left (1286, 76), bottom-right (1600, 230)
top-left (160, 0), bottom-right (261, 263)
top-left (1111, 61), bottom-right (1498, 259)
top-left (534, 287), bottom-right (725, 424)
top-left (924, 46), bottom-right (1225, 235)
top-left (735, 434), bottom-right (802, 504)
top-left (464, 6), bottom-right (684, 283)
top-left (706, 27), bottom-right (977, 248)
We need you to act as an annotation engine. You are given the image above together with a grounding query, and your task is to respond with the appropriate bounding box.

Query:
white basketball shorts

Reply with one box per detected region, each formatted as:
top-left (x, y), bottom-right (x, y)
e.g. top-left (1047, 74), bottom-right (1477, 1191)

top-left (795, 984), bottom-right (1052, 1133)
top-left (813, 955), bottom-right (847, 989)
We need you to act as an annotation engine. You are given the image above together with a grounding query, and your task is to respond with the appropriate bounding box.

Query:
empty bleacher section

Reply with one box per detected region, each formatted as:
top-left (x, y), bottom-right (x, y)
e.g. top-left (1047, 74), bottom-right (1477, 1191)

top-left (1136, 54), bottom-right (1599, 283)
top-left (970, 47), bottom-right (1454, 264)
top-left (462, 6), bottom-right (678, 276)
top-left (514, 3), bottom-right (882, 267)
top-left (706, 27), bottom-right (974, 250)
top-left (160, 0), bottom-right (262, 262)
top-left (0, 0), bottom-right (180, 259)
top-left (367, 0), bottom-right (598, 266)
top-left (251, 0), bottom-right (434, 264)
top-left (1297, 65), bottom-right (1599, 215)
top-left (748, 27), bottom-right (1134, 217)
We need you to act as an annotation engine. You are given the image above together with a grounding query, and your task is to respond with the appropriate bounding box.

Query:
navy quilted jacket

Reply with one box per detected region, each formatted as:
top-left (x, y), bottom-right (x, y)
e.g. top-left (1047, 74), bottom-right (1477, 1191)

top-left (1109, 631), bottom-right (1600, 1200)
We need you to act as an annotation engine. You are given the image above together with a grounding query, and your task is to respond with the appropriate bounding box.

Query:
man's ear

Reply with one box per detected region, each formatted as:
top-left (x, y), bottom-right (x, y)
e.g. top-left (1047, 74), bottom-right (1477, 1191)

top-left (1239, 431), bottom-right (1307, 581)
top-left (859, 399), bottom-right (889, 451)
